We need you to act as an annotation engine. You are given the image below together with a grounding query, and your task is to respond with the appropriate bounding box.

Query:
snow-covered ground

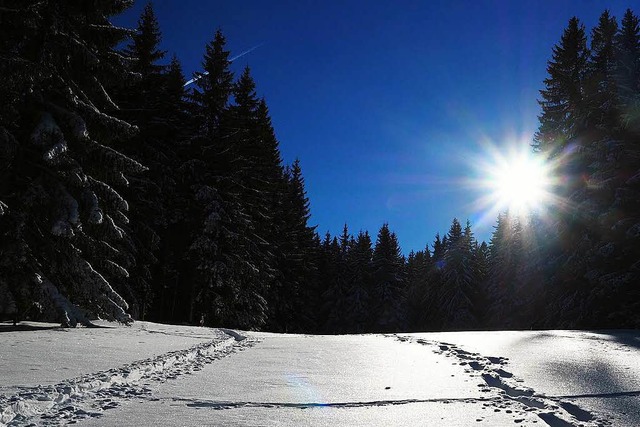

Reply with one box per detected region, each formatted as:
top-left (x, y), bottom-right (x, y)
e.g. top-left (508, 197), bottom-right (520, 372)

top-left (1, 322), bottom-right (638, 426)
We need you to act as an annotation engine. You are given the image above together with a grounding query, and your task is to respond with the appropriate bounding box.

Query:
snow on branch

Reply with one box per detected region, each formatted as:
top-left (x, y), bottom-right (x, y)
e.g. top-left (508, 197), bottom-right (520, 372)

top-left (103, 214), bottom-right (125, 240)
top-left (82, 188), bottom-right (103, 224)
top-left (88, 176), bottom-right (129, 212)
top-left (74, 96), bottom-right (137, 139)
top-left (50, 185), bottom-right (80, 237)
top-left (30, 112), bottom-right (64, 147)
top-left (73, 258), bottom-right (132, 324)
top-left (0, 200), bottom-right (8, 216)
top-left (36, 273), bottom-right (93, 327)
top-left (87, 140), bottom-right (147, 174)
top-left (46, 102), bottom-right (89, 140)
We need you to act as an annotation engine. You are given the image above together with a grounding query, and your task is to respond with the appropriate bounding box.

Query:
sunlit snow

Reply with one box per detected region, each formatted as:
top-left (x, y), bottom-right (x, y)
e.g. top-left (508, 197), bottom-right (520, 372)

top-left (1, 322), bottom-right (638, 426)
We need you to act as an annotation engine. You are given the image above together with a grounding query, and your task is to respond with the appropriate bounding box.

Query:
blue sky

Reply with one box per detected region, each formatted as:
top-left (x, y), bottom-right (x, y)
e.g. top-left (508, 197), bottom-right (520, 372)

top-left (115, 0), bottom-right (635, 253)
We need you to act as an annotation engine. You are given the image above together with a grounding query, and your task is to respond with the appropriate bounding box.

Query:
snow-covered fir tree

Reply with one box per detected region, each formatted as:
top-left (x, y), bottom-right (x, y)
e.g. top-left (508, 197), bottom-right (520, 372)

top-left (0, 0), bottom-right (144, 326)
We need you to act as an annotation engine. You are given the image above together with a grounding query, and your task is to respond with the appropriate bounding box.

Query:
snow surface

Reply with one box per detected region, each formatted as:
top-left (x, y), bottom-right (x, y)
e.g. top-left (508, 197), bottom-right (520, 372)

top-left (1, 322), bottom-right (638, 426)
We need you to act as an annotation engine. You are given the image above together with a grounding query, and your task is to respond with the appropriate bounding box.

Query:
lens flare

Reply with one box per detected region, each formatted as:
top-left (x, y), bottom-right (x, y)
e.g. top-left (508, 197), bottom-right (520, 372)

top-left (463, 134), bottom-right (562, 229)
top-left (487, 151), bottom-right (551, 215)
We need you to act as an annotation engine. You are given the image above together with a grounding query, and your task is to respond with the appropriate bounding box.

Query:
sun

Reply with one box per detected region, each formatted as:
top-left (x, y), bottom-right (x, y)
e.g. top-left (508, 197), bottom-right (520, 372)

top-left (462, 135), bottom-right (560, 228)
top-left (485, 150), bottom-right (551, 215)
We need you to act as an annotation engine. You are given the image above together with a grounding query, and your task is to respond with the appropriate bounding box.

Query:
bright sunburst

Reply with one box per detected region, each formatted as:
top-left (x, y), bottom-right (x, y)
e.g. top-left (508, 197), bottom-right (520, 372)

top-left (468, 137), bottom-right (557, 224)
top-left (487, 151), bottom-right (551, 214)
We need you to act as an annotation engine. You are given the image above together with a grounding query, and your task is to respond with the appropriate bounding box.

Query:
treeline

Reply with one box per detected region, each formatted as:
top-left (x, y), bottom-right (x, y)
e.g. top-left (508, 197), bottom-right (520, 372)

top-left (1, 2), bottom-right (639, 331)
top-left (0, 0), bottom-right (316, 330)
top-left (314, 9), bottom-right (640, 332)
top-left (313, 214), bottom-right (543, 333)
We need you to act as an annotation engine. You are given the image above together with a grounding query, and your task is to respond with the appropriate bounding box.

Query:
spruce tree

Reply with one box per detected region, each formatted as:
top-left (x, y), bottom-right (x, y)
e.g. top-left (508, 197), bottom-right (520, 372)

top-left (615, 9), bottom-right (640, 129)
top-left (534, 17), bottom-right (589, 156)
top-left (345, 230), bottom-right (374, 332)
top-left (186, 30), bottom-right (267, 328)
top-left (485, 213), bottom-right (511, 326)
top-left (320, 233), bottom-right (346, 333)
top-left (533, 16), bottom-right (602, 328)
top-left (586, 10), bottom-right (620, 130)
top-left (438, 218), bottom-right (478, 329)
top-left (152, 55), bottom-right (192, 322)
top-left (371, 223), bottom-right (405, 332)
top-left (321, 224), bottom-right (351, 333)
top-left (0, 0), bottom-right (142, 326)
top-left (111, 2), bottom-right (169, 319)
top-left (405, 246), bottom-right (431, 331)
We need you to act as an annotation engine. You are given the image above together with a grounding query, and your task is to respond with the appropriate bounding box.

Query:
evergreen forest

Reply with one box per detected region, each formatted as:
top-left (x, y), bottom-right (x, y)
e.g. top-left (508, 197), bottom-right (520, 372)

top-left (1, 2), bottom-right (639, 332)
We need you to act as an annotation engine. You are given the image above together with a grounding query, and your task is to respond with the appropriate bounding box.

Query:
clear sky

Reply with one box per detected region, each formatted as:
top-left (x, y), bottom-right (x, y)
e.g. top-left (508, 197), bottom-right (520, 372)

top-left (114, 0), bottom-right (635, 253)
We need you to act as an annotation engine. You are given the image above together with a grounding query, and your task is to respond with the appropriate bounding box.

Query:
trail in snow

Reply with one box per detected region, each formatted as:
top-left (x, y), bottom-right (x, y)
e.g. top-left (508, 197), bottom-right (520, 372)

top-left (0, 329), bottom-right (256, 427)
top-left (3, 326), bottom-right (637, 426)
top-left (394, 335), bottom-right (612, 427)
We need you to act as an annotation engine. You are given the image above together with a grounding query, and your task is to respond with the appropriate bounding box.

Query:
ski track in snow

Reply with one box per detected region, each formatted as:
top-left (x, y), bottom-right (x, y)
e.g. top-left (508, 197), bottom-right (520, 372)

top-left (393, 335), bottom-right (612, 427)
top-left (0, 329), bottom-right (256, 427)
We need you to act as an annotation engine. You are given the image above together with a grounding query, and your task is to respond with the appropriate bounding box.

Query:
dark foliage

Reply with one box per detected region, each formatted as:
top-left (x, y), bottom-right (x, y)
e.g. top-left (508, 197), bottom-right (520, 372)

top-left (2, 3), bottom-right (638, 332)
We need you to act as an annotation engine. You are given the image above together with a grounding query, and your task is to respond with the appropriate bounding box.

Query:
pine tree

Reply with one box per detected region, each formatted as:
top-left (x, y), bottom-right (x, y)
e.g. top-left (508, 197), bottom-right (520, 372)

top-left (421, 233), bottom-right (446, 329)
top-left (438, 218), bottom-right (478, 329)
top-left (186, 30), bottom-right (267, 329)
top-left (533, 16), bottom-right (604, 329)
top-left (371, 223), bottom-right (405, 332)
top-left (152, 55), bottom-right (192, 322)
top-left (321, 224), bottom-right (351, 333)
top-left (111, 2), bottom-right (169, 319)
top-left (473, 240), bottom-right (489, 325)
top-left (485, 212), bottom-right (531, 327)
top-left (191, 30), bottom-right (234, 139)
top-left (319, 232), bottom-right (347, 333)
top-left (534, 17), bottom-right (589, 156)
top-left (269, 159), bottom-right (317, 331)
top-left (345, 230), bottom-right (374, 332)
top-left (124, 3), bottom-right (165, 77)
top-left (586, 10), bottom-right (620, 131)
top-left (579, 8), bottom-right (640, 328)
top-left (615, 9), bottom-right (640, 130)
top-left (405, 246), bottom-right (431, 331)
top-left (0, 0), bottom-right (142, 326)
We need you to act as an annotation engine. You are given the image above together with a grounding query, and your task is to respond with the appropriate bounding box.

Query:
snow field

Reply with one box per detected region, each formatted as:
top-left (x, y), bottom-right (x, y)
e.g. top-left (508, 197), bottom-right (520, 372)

top-left (0, 322), bottom-right (255, 426)
top-left (2, 324), bottom-right (638, 426)
top-left (401, 330), bottom-right (640, 426)
top-left (396, 336), bottom-right (603, 426)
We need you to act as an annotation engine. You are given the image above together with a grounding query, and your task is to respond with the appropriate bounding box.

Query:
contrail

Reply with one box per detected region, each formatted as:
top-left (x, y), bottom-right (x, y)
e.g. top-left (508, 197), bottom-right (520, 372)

top-left (184, 43), bottom-right (264, 87)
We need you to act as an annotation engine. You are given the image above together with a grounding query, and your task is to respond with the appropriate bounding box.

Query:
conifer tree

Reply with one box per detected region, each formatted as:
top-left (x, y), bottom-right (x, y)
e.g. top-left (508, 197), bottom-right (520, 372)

top-left (371, 223), bottom-right (405, 332)
top-left (586, 11), bottom-right (620, 131)
top-left (321, 224), bottom-right (351, 333)
top-left (615, 9), bottom-right (640, 129)
top-left (148, 55), bottom-right (193, 321)
top-left (438, 219), bottom-right (478, 329)
top-left (345, 230), bottom-right (374, 332)
top-left (421, 233), bottom-right (446, 329)
top-left (0, 0), bottom-right (142, 326)
top-left (111, 2), bottom-right (170, 319)
top-left (269, 159), bottom-right (317, 331)
top-left (485, 213), bottom-right (524, 327)
top-left (186, 30), bottom-right (267, 328)
top-left (473, 240), bottom-right (489, 325)
top-left (534, 17), bottom-right (589, 156)
top-left (405, 246), bottom-right (431, 331)
top-left (580, 8), bottom-right (640, 327)
top-left (320, 232), bottom-right (347, 333)
top-left (533, 16), bottom-right (602, 328)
